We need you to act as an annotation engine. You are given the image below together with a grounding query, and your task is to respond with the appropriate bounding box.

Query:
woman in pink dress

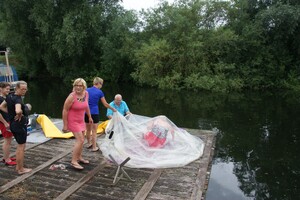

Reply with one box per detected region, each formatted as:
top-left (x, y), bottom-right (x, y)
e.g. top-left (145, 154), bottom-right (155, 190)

top-left (62, 78), bottom-right (93, 170)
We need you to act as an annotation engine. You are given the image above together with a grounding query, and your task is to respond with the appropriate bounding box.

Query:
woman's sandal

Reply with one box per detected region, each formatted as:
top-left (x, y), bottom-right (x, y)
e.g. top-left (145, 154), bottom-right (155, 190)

top-left (78, 159), bottom-right (89, 164)
top-left (2, 157), bottom-right (16, 163)
top-left (86, 144), bottom-right (93, 149)
top-left (62, 129), bottom-right (71, 133)
top-left (5, 160), bottom-right (17, 166)
top-left (18, 168), bottom-right (32, 175)
top-left (91, 147), bottom-right (99, 152)
top-left (71, 162), bottom-right (84, 170)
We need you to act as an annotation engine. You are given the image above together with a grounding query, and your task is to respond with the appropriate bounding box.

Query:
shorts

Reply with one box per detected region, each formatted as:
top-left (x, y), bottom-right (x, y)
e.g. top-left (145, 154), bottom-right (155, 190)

top-left (0, 122), bottom-right (13, 138)
top-left (84, 114), bottom-right (100, 124)
top-left (10, 120), bottom-right (27, 144)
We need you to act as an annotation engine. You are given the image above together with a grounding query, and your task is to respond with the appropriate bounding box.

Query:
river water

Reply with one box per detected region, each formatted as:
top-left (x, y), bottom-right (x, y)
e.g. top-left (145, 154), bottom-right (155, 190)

top-left (25, 80), bottom-right (299, 200)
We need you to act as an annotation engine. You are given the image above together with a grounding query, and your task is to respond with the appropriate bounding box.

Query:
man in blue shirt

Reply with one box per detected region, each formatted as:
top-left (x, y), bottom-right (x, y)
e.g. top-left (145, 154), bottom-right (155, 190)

top-left (107, 94), bottom-right (131, 119)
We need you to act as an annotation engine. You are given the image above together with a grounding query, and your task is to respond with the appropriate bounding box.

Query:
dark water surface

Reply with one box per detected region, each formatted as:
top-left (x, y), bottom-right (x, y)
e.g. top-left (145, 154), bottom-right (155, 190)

top-left (25, 80), bottom-right (299, 200)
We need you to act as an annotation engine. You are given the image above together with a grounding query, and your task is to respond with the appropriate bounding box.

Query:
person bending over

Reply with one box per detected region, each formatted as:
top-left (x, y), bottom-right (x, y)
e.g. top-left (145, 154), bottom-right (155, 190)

top-left (106, 94), bottom-right (131, 119)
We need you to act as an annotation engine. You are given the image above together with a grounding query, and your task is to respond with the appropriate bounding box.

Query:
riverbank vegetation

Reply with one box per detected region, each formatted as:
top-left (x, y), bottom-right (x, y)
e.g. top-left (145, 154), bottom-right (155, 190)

top-left (0, 0), bottom-right (299, 92)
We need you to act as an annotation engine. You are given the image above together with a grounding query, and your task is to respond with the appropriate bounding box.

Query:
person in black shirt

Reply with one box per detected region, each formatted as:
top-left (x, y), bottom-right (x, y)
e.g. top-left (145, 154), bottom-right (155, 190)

top-left (0, 81), bottom-right (31, 174)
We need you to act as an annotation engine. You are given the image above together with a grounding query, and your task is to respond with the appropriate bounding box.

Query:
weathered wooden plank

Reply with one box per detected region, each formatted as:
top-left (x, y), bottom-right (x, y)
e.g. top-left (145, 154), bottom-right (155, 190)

top-left (0, 127), bottom-right (216, 200)
top-left (69, 191), bottom-right (120, 200)
top-left (1, 139), bottom-right (51, 160)
top-left (190, 134), bottom-right (216, 200)
top-left (147, 193), bottom-right (186, 200)
top-left (133, 169), bottom-right (163, 200)
top-left (0, 148), bottom-right (72, 193)
top-left (54, 160), bottom-right (107, 200)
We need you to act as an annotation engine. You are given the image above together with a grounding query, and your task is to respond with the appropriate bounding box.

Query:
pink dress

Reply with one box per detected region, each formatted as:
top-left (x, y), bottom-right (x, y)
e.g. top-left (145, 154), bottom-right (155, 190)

top-left (67, 91), bottom-right (89, 133)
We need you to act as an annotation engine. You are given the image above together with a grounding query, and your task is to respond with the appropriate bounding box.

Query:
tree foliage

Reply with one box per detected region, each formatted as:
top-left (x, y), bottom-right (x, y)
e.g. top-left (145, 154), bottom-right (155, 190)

top-left (132, 0), bottom-right (300, 91)
top-left (0, 0), bottom-right (135, 83)
top-left (0, 0), bottom-right (300, 91)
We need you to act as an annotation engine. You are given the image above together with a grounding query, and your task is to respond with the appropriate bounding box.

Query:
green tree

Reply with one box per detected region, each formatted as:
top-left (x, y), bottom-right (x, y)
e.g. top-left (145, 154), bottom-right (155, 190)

top-left (1, 0), bottom-right (300, 91)
top-left (100, 10), bottom-right (139, 82)
top-left (133, 0), bottom-right (242, 91)
top-left (0, 0), bottom-right (135, 83)
top-left (226, 0), bottom-right (300, 89)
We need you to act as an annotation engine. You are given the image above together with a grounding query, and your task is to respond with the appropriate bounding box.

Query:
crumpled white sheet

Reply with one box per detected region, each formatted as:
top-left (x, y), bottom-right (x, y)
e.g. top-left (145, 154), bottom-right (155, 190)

top-left (98, 112), bottom-right (204, 168)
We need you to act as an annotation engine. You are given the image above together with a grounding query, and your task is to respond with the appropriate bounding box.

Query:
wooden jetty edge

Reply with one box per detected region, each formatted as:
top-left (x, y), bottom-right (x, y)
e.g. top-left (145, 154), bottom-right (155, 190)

top-left (0, 122), bottom-right (216, 200)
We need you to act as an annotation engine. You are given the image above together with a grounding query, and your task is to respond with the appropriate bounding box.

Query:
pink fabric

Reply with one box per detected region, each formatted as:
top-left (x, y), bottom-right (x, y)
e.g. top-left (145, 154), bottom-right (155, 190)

top-left (144, 131), bottom-right (166, 148)
top-left (67, 91), bottom-right (89, 133)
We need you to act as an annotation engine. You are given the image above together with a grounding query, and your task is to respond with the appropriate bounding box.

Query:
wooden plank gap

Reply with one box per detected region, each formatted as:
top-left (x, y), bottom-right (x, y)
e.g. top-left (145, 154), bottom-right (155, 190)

top-left (0, 148), bottom-right (72, 193)
top-left (54, 160), bottom-right (107, 200)
top-left (190, 134), bottom-right (216, 200)
top-left (133, 169), bottom-right (163, 200)
top-left (4, 138), bottom-right (54, 159)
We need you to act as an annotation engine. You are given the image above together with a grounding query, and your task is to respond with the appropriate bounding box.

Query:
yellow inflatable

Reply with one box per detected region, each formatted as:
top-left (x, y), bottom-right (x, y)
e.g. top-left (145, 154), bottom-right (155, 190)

top-left (36, 114), bottom-right (109, 139)
top-left (97, 120), bottom-right (109, 134)
top-left (36, 114), bottom-right (73, 138)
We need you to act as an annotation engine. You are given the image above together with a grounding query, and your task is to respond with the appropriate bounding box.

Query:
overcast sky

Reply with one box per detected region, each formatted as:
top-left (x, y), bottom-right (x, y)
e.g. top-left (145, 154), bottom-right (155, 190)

top-left (121, 0), bottom-right (174, 11)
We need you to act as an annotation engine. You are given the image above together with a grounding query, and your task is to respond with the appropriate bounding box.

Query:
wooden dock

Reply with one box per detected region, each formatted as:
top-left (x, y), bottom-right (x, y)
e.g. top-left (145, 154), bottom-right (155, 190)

top-left (0, 120), bottom-right (216, 200)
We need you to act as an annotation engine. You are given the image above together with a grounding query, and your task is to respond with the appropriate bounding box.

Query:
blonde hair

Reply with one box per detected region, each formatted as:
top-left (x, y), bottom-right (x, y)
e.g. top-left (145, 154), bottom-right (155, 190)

top-left (72, 78), bottom-right (87, 89)
top-left (93, 77), bottom-right (103, 85)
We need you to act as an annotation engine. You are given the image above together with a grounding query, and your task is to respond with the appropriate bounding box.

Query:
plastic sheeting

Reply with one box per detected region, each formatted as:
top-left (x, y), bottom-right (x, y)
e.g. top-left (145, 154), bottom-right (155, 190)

top-left (98, 112), bottom-right (205, 168)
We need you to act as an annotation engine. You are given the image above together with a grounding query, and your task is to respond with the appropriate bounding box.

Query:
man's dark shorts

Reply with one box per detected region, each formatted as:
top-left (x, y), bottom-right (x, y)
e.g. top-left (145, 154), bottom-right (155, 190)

top-left (10, 120), bottom-right (27, 144)
top-left (84, 114), bottom-right (100, 124)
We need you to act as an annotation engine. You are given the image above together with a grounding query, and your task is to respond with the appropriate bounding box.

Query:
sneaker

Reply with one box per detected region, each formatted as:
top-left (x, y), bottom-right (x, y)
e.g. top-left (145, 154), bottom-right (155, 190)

top-left (5, 160), bottom-right (17, 166)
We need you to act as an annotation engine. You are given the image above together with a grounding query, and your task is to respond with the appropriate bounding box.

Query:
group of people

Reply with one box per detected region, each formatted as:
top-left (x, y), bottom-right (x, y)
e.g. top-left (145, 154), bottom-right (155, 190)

top-left (0, 77), bottom-right (131, 173)
top-left (62, 77), bottom-right (131, 170)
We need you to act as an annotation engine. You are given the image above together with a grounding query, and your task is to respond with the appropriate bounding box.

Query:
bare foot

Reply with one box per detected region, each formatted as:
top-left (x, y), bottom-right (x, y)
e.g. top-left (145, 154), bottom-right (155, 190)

top-left (71, 162), bottom-right (84, 170)
top-left (18, 168), bottom-right (32, 175)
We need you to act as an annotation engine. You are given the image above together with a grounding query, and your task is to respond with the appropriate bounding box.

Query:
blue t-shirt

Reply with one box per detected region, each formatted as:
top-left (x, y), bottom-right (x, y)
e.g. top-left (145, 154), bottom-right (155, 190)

top-left (86, 86), bottom-right (104, 114)
top-left (106, 101), bottom-right (129, 117)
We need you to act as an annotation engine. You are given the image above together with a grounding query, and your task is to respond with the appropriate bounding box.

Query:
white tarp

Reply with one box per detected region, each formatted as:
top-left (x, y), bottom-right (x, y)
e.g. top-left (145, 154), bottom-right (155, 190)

top-left (98, 112), bottom-right (205, 168)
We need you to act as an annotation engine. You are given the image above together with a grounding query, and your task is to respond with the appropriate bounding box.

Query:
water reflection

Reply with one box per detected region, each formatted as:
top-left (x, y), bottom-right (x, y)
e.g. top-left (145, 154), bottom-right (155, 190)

top-left (25, 80), bottom-right (300, 200)
top-left (207, 90), bottom-right (300, 200)
top-left (261, 124), bottom-right (270, 142)
top-left (207, 161), bottom-right (251, 200)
